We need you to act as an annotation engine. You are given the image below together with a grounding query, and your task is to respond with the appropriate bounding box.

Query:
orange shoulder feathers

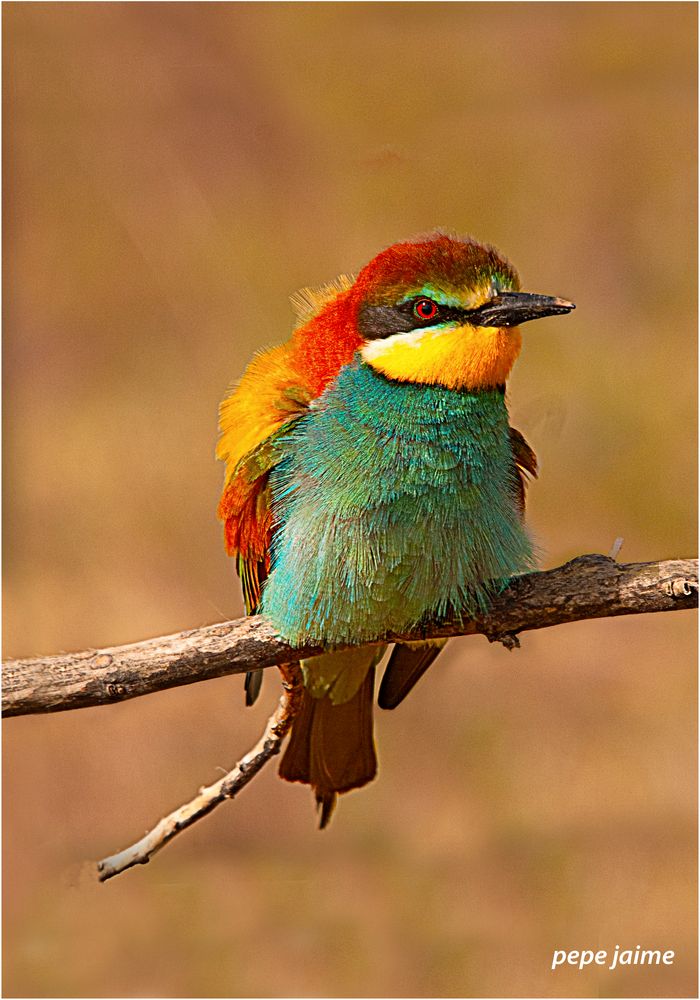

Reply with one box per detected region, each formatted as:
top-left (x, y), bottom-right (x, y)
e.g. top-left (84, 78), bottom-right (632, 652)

top-left (216, 281), bottom-right (362, 595)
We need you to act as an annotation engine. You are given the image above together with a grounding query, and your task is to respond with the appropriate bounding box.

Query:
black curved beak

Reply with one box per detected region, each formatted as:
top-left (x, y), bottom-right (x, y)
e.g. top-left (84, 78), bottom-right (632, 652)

top-left (466, 291), bottom-right (575, 328)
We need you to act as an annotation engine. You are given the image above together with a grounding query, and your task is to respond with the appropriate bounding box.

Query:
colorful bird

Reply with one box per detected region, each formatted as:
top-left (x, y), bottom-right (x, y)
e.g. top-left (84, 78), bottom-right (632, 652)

top-left (217, 233), bottom-right (574, 826)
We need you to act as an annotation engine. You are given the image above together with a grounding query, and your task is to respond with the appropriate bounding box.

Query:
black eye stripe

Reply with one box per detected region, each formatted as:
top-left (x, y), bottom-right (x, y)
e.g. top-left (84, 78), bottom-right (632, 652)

top-left (358, 300), bottom-right (469, 340)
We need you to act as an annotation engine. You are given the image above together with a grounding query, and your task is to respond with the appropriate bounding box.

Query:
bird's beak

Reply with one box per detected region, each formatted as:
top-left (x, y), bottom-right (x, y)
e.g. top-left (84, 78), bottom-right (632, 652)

top-left (466, 291), bottom-right (575, 328)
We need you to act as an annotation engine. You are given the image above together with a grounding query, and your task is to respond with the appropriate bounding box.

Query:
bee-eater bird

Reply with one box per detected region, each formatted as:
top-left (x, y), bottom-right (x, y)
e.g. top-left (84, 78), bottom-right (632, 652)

top-left (217, 232), bottom-right (574, 826)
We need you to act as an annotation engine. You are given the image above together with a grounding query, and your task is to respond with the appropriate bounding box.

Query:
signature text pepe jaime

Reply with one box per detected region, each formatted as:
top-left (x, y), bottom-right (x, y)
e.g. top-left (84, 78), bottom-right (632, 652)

top-left (552, 946), bottom-right (674, 972)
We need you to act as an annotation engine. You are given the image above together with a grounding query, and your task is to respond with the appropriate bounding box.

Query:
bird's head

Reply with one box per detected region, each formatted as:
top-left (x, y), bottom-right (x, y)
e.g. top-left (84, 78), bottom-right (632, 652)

top-left (347, 233), bottom-right (574, 391)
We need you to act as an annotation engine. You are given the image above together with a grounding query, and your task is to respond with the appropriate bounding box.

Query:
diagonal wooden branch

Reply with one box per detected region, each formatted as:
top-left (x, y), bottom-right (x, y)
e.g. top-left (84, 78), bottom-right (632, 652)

top-left (3, 555), bottom-right (697, 719)
top-left (96, 662), bottom-right (303, 883)
top-left (6, 553), bottom-right (697, 884)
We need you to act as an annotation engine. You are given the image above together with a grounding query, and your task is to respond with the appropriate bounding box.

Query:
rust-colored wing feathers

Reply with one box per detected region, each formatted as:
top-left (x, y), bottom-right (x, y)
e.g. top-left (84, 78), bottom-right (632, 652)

top-left (217, 281), bottom-right (361, 613)
top-left (219, 419), bottom-right (297, 614)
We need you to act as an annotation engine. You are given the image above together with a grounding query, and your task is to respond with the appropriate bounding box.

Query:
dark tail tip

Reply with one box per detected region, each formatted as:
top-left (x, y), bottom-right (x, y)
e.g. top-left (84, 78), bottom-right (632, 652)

top-left (317, 792), bottom-right (338, 830)
top-left (244, 669), bottom-right (263, 706)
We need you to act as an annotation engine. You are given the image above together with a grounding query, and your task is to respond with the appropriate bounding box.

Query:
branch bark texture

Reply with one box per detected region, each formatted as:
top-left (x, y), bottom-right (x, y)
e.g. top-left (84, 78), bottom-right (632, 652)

top-left (4, 555), bottom-right (697, 719)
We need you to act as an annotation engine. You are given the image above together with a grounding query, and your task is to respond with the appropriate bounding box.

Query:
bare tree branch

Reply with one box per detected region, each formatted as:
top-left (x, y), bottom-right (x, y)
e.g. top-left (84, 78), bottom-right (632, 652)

top-left (6, 553), bottom-right (696, 883)
top-left (96, 662), bottom-right (303, 882)
top-left (3, 555), bottom-right (697, 719)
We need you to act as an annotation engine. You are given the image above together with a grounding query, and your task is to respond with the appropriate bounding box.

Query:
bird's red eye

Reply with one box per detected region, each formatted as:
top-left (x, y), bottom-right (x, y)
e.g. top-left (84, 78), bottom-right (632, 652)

top-left (413, 298), bottom-right (438, 321)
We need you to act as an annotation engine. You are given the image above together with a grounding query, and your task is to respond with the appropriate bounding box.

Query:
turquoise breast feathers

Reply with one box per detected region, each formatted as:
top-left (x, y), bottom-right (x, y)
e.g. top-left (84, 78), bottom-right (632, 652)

top-left (261, 357), bottom-right (535, 645)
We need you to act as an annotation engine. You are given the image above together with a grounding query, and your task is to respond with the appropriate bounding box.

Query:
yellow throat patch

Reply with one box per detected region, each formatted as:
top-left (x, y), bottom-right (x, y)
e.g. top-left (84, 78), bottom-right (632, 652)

top-left (360, 322), bottom-right (522, 391)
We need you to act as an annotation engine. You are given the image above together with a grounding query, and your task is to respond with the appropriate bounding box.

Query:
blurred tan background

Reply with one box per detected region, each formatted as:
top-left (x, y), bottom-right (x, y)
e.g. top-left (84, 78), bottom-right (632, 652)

top-left (3, 3), bottom-right (697, 997)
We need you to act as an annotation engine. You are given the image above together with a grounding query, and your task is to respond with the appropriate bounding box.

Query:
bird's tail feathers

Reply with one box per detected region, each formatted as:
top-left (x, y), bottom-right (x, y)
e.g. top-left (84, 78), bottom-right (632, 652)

top-left (279, 650), bottom-right (381, 827)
